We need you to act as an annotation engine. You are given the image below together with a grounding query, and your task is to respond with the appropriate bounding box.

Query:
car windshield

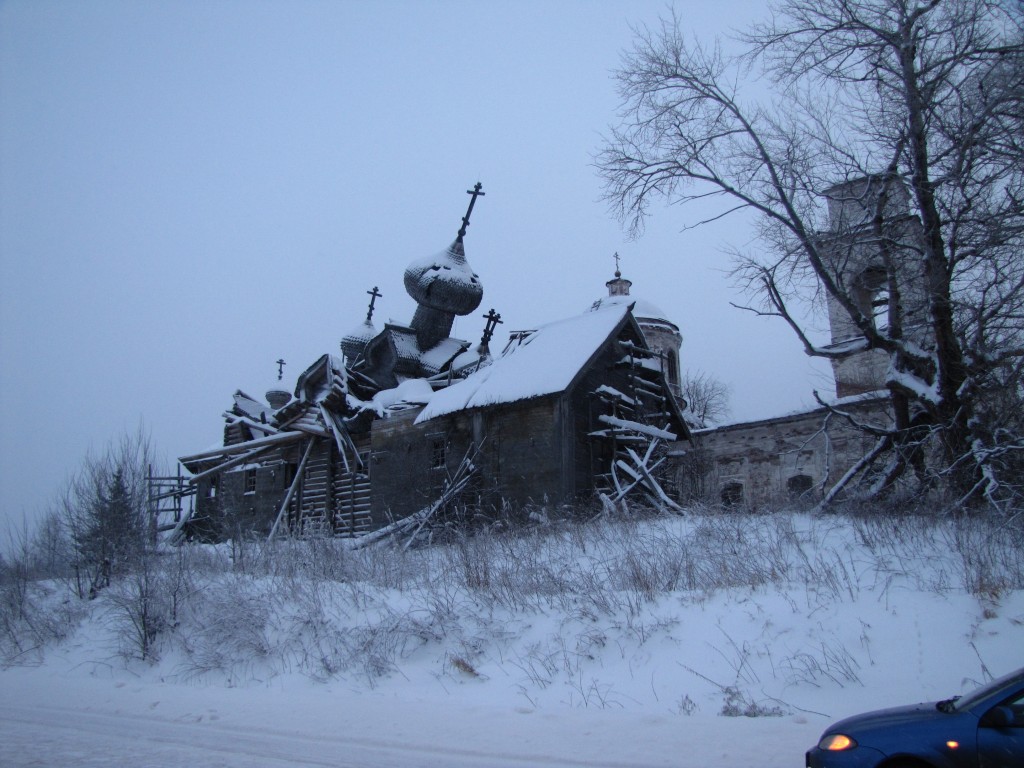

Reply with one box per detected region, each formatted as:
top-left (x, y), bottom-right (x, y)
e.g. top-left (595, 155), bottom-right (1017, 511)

top-left (951, 668), bottom-right (1024, 713)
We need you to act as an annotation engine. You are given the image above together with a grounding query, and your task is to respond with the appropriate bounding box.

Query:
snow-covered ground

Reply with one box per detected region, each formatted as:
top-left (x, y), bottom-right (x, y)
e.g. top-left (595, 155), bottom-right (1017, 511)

top-left (2, 512), bottom-right (1022, 767)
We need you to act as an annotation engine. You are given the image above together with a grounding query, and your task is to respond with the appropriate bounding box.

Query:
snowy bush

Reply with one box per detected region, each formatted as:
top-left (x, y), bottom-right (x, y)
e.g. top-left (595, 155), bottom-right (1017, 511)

top-left (175, 572), bottom-right (276, 679)
top-left (0, 575), bottom-right (80, 666)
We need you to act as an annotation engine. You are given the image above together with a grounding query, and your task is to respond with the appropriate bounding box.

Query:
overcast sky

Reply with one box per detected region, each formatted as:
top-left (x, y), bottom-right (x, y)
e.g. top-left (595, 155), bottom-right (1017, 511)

top-left (0, 0), bottom-right (834, 530)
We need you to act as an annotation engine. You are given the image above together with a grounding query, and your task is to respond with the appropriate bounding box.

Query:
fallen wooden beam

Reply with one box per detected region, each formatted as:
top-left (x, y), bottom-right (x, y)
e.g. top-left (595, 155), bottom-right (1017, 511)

top-left (179, 430), bottom-right (305, 463)
top-left (267, 438), bottom-right (317, 542)
top-left (222, 412), bottom-right (279, 436)
top-left (186, 444), bottom-right (280, 484)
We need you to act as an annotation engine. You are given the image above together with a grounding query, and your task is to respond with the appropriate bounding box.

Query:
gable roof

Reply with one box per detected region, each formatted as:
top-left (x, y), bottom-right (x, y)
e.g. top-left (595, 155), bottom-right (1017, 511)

top-left (415, 304), bottom-right (632, 423)
top-left (232, 390), bottom-right (272, 421)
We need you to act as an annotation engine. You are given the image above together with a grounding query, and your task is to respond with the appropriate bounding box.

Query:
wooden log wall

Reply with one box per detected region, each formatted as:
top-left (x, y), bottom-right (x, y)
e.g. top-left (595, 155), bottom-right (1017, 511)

top-left (276, 434), bottom-right (376, 538)
top-left (295, 441), bottom-right (333, 535)
top-left (333, 438), bottom-right (373, 537)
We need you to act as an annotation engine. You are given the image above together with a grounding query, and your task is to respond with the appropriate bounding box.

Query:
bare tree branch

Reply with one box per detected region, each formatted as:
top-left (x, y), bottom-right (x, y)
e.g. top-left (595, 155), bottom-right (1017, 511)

top-left (598, 0), bottom-right (1024, 509)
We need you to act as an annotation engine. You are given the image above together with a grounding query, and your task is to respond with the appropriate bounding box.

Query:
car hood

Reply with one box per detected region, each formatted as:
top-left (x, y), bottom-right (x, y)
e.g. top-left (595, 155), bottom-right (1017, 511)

top-left (829, 702), bottom-right (946, 735)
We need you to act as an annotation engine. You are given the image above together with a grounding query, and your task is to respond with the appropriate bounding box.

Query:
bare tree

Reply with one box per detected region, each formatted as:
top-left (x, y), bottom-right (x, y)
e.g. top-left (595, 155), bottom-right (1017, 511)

top-left (598, 0), bottom-right (1024, 508)
top-left (680, 370), bottom-right (731, 428)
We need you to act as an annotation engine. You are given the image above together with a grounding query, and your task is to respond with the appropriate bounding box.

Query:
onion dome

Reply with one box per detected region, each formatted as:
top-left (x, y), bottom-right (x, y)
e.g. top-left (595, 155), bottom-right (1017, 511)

top-left (341, 318), bottom-right (377, 363)
top-left (403, 238), bottom-right (483, 316)
top-left (406, 183), bottom-right (487, 352)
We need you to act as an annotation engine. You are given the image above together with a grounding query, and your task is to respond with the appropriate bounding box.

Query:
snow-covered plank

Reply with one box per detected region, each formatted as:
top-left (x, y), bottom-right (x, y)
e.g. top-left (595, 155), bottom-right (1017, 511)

top-left (186, 445), bottom-right (277, 484)
top-left (616, 340), bottom-right (657, 358)
top-left (597, 415), bottom-right (676, 441)
top-left (593, 385), bottom-right (639, 407)
top-left (179, 429), bottom-right (305, 463)
top-left (222, 413), bottom-right (278, 436)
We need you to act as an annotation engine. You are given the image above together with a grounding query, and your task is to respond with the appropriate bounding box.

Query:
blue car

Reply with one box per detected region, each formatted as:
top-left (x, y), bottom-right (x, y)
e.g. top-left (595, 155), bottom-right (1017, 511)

top-left (806, 667), bottom-right (1024, 768)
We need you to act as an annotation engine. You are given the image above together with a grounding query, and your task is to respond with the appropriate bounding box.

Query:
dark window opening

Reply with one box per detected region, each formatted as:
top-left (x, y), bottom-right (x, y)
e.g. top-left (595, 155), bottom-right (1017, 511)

top-left (787, 474), bottom-right (814, 498)
top-left (430, 438), bottom-right (447, 470)
top-left (856, 266), bottom-right (890, 332)
top-left (666, 349), bottom-right (679, 388)
top-left (720, 482), bottom-right (743, 507)
top-left (244, 468), bottom-right (257, 494)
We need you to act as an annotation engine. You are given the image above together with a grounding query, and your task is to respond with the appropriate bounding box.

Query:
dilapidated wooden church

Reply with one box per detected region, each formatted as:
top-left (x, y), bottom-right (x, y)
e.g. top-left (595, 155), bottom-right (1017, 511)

top-left (173, 184), bottom-right (690, 541)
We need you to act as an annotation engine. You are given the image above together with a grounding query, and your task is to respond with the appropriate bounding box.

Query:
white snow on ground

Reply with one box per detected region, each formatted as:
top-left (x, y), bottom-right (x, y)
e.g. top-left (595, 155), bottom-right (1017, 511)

top-left (2, 512), bottom-right (1022, 767)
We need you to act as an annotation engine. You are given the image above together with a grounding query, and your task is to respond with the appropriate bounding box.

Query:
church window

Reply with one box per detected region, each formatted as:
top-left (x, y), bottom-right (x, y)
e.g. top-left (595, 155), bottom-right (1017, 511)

top-left (720, 482), bottom-right (743, 507)
top-left (787, 474), bottom-right (814, 498)
top-left (430, 437), bottom-right (447, 470)
top-left (855, 266), bottom-right (890, 332)
top-left (666, 350), bottom-right (679, 388)
top-left (244, 468), bottom-right (257, 495)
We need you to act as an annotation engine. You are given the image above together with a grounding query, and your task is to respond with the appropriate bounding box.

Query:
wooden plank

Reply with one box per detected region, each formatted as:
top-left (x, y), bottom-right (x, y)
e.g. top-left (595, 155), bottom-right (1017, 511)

top-left (180, 430), bottom-right (305, 463)
top-left (268, 439), bottom-right (317, 541)
top-left (186, 445), bottom-right (277, 484)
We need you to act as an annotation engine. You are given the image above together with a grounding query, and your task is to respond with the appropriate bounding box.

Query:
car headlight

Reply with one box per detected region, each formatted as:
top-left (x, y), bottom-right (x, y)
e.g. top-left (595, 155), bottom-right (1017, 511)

top-left (819, 734), bottom-right (858, 751)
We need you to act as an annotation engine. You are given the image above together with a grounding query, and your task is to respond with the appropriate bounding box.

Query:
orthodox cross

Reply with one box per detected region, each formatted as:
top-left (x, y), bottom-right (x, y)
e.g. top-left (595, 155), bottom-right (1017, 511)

top-left (480, 308), bottom-right (503, 349)
top-left (365, 286), bottom-right (382, 323)
top-left (613, 251), bottom-right (622, 277)
top-left (275, 358), bottom-right (286, 381)
top-left (457, 182), bottom-right (485, 241)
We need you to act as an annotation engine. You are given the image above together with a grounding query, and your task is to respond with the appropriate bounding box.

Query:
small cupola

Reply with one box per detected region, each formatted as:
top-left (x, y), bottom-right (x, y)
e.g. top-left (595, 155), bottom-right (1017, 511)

top-left (265, 358), bottom-right (292, 411)
top-left (341, 287), bottom-right (382, 364)
top-left (605, 254), bottom-right (633, 297)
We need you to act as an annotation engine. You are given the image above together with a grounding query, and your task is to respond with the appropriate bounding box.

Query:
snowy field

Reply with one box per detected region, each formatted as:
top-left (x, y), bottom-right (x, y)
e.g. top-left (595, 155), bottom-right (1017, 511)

top-left (2, 511), bottom-right (1022, 767)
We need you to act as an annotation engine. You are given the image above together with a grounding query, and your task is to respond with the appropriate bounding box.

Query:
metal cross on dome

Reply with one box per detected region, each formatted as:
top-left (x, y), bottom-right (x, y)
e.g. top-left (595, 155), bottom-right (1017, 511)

top-left (480, 308), bottom-right (503, 349)
top-left (275, 358), bottom-right (286, 381)
top-left (365, 286), bottom-right (382, 323)
top-left (457, 182), bottom-right (485, 241)
top-left (613, 251), bottom-right (622, 277)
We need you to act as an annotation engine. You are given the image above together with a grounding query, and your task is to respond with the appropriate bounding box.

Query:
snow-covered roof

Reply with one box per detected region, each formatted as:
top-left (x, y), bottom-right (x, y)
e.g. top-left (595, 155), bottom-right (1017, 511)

top-left (416, 304), bottom-right (631, 424)
top-left (340, 318), bottom-right (377, 360)
top-left (368, 378), bottom-right (435, 415)
top-left (697, 390), bottom-right (890, 433)
top-left (232, 390), bottom-right (272, 421)
top-left (449, 345), bottom-right (486, 375)
top-left (419, 336), bottom-right (469, 376)
top-left (588, 294), bottom-right (677, 330)
top-left (292, 354), bottom-right (349, 408)
top-left (388, 327), bottom-right (420, 362)
top-left (373, 327), bottom-right (467, 374)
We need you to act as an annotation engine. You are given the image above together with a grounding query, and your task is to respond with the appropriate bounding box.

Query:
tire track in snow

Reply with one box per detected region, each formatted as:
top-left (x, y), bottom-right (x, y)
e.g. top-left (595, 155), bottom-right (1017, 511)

top-left (0, 704), bottom-right (669, 768)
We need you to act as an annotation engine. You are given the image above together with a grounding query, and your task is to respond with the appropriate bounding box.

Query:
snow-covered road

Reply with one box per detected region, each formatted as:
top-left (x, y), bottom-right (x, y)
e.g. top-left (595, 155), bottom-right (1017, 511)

top-left (3, 702), bottom-right (627, 768)
top-left (0, 666), bottom-right (817, 768)
top-left (0, 700), bottom-right (810, 768)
